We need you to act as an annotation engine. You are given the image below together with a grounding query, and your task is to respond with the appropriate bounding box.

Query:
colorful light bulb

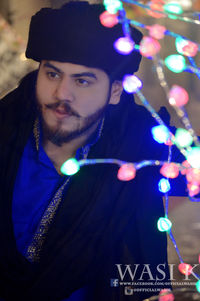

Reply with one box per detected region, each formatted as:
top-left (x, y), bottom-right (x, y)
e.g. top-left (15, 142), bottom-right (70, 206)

top-left (178, 263), bottom-right (192, 275)
top-left (158, 178), bottom-right (171, 193)
top-left (157, 217), bottom-right (172, 232)
top-left (99, 11), bottom-right (118, 28)
top-left (174, 128), bottom-right (193, 148)
top-left (151, 125), bottom-right (170, 144)
top-left (104, 0), bottom-right (123, 14)
top-left (180, 160), bottom-right (191, 175)
top-left (139, 36), bottom-right (161, 57)
top-left (164, 3), bottom-right (183, 15)
top-left (196, 280), bottom-right (200, 293)
top-left (159, 289), bottom-right (174, 301)
top-left (117, 163), bottom-right (136, 181)
top-left (122, 75), bottom-right (143, 93)
top-left (186, 168), bottom-right (200, 184)
top-left (114, 36), bottom-right (135, 55)
top-left (175, 37), bottom-right (198, 57)
top-left (160, 163), bottom-right (179, 179)
top-left (186, 147), bottom-right (200, 169)
top-left (60, 158), bottom-right (80, 176)
top-left (168, 85), bottom-right (189, 107)
top-left (147, 2), bottom-right (165, 19)
top-left (148, 24), bottom-right (166, 40)
top-left (179, 0), bottom-right (193, 10)
top-left (187, 182), bottom-right (200, 197)
top-left (165, 55), bottom-right (186, 73)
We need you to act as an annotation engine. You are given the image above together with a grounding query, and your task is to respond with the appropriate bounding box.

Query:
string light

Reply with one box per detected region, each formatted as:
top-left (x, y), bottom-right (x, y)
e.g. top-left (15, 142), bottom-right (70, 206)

top-left (178, 263), bottom-right (193, 275)
top-left (160, 163), bottom-right (179, 178)
top-left (99, 11), bottom-right (118, 28)
top-left (187, 182), bottom-right (200, 197)
top-left (114, 36), bottom-right (135, 55)
top-left (151, 125), bottom-right (170, 144)
top-left (157, 217), bottom-right (172, 232)
top-left (158, 178), bottom-right (171, 193)
top-left (174, 128), bottom-right (193, 148)
top-left (175, 37), bottom-right (198, 57)
top-left (196, 280), bottom-right (200, 293)
top-left (102, 0), bottom-right (200, 285)
top-left (103, 0), bottom-right (123, 14)
top-left (180, 160), bottom-right (191, 175)
top-left (122, 74), bottom-right (143, 93)
top-left (148, 24), bottom-right (166, 40)
top-left (186, 168), bottom-right (200, 184)
top-left (163, 2), bottom-right (183, 15)
top-left (147, 1), bottom-right (165, 19)
top-left (159, 289), bottom-right (175, 301)
top-left (168, 85), bottom-right (189, 107)
top-left (117, 163), bottom-right (136, 181)
top-left (186, 147), bottom-right (200, 169)
top-left (165, 54), bottom-right (186, 73)
top-left (60, 158), bottom-right (80, 176)
top-left (139, 36), bottom-right (161, 57)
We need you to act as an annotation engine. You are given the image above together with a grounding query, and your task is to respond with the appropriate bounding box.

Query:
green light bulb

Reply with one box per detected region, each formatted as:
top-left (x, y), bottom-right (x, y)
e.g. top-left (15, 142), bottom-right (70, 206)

top-left (60, 158), bottom-right (80, 176)
top-left (164, 3), bottom-right (183, 15)
top-left (175, 128), bottom-right (193, 148)
top-left (157, 217), bottom-right (172, 232)
top-left (165, 54), bottom-right (186, 73)
top-left (104, 0), bottom-right (123, 14)
top-left (186, 147), bottom-right (200, 168)
top-left (196, 280), bottom-right (200, 293)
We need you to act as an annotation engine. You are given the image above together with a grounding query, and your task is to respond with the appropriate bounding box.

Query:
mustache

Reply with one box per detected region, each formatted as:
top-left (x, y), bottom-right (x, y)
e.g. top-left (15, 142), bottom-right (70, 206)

top-left (45, 101), bottom-right (80, 117)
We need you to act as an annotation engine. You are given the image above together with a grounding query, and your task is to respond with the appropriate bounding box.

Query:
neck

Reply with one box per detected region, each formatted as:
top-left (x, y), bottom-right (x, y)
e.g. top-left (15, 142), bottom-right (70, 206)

top-left (42, 121), bottom-right (101, 173)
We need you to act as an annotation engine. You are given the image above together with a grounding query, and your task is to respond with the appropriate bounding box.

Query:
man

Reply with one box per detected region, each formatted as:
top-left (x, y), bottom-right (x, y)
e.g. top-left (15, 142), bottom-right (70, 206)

top-left (0, 1), bottom-right (171, 300)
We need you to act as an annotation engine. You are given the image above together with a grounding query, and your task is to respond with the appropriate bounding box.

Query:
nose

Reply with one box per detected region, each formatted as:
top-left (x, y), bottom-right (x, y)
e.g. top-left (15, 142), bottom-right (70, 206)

top-left (54, 78), bottom-right (74, 102)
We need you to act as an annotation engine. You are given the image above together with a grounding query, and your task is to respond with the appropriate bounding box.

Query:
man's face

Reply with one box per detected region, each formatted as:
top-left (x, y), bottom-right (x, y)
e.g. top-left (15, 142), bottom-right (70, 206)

top-left (36, 60), bottom-right (122, 145)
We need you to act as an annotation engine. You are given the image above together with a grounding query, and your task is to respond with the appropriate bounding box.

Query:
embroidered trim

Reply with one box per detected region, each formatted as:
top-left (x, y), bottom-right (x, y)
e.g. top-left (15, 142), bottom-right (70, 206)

top-left (26, 117), bottom-right (104, 262)
top-left (25, 176), bottom-right (70, 262)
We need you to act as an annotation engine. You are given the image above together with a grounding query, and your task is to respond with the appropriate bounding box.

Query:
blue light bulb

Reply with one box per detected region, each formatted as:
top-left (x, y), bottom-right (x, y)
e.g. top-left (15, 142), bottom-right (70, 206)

top-left (158, 178), bottom-right (171, 193)
top-left (151, 125), bottom-right (170, 144)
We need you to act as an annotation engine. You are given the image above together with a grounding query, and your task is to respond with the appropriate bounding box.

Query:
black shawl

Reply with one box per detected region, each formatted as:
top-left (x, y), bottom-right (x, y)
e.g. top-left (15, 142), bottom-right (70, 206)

top-left (0, 71), bottom-right (170, 300)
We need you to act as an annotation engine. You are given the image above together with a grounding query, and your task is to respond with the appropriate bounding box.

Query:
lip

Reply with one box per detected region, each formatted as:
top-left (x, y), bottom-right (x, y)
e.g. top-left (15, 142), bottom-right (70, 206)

top-left (53, 109), bottom-right (72, 119)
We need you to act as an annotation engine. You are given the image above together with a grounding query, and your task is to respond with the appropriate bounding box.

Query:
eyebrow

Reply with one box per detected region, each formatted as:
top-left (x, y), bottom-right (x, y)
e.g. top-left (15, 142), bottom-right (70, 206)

top-left (43, 62), bottom-right (97, 80)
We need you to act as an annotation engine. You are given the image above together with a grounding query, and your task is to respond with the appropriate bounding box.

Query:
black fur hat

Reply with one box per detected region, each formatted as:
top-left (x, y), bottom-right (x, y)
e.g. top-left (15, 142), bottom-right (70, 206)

top-left (26, 1), bottom-right (143, 80)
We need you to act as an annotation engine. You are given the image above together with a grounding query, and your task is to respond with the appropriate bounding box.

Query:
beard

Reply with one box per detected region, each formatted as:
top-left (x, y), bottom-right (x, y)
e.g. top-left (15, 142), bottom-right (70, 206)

top-left (36, 90), bottom-right (111, 147)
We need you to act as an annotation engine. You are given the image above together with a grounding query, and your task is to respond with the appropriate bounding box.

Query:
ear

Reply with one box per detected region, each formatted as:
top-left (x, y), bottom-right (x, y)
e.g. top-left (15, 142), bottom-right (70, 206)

top-left (109, 80), bottom-right (123, 105)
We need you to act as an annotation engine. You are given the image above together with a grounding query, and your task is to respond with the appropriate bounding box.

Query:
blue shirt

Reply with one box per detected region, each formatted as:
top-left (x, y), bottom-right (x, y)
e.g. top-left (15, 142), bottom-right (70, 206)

top-left (12, 131), bottom-right (88, 300)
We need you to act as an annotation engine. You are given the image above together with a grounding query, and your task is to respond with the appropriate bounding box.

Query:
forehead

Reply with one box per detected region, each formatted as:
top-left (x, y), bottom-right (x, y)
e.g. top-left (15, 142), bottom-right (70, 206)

top-left (41, 60), bottom-right (109, 80)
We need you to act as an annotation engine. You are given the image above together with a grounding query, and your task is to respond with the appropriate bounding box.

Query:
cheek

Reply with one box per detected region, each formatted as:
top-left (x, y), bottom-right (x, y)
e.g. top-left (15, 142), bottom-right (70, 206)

top-left (36, 78), bottom-right (53, 106)
top-left (76, 88), bottom-right (109, 116)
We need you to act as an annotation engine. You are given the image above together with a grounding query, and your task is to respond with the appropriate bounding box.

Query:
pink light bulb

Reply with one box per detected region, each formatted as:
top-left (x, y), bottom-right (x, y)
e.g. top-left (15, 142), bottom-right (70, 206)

top-left (178, 263), bottom-right (193, 276)
top-left (168, 85), bottom-right (189, 107)
top-left (147, 1), bottom-right (165, 18)
top-left (180, 160), bottom-right (192, 175)
top-left (159, 289), bottom-right (174, 301)
top-left (182, 41), bottom-right (198, 57)
top-left (148, 24), bottom-right (166, 40)
top-left (187, 182), bottom-right (200, 197)
top-left (117, 164), bottom-right (136, 181)
top-left (186, 168), bottom-right (200, 184)
top-left (139, 36), bottom-right (161, 57)
top-left (160, 163), bottom-right (179, 179)
top-left (114, 36), bottom-right (135, 55)
top-left (99, 11), bottom-right (118, 28)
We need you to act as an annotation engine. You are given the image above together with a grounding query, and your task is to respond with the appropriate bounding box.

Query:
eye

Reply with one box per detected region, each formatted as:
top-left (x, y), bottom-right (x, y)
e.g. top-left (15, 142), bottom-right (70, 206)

top-left (75, 78), bottom-right (91, 87)
top-left (46, 71), bottom-right (60, 80)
